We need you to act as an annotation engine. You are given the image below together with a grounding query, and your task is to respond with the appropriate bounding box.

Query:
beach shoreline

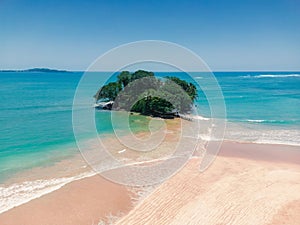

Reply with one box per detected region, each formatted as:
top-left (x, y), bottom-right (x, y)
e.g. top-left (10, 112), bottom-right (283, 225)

top-left (117, 141), bottom-right (300, 225)
top-left (0, 141), bottom-right (299, 224)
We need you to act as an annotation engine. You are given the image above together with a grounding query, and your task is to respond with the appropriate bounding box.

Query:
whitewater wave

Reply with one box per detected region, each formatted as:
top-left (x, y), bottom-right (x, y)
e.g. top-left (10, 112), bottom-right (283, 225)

top-left (197, 133), bottom-right (300, 147)
top-left (243, 119), bottom-right (300, 125)
top-left (255, 74), bottom-right (300, 78)
top-left (224, 122), bottom-right (300, 147)
top-left (240, 74), bottom-right (300, 78)
top-left (179, 114), bottom-right (210, 121)
top-left (246, 119), bottom-right (289, 124)
top-left (247, 119), bottom-right (265, 123)
top-left (193, 115), bottom-right (210, 121)
top-left (0, 171), bottom-right (95, 214)
top-left (221, 138), bottom-right (300, 147)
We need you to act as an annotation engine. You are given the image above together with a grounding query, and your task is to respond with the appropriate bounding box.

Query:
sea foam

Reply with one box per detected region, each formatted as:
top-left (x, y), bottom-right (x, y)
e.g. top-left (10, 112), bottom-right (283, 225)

top-left (240, 74), bottom-right (300, 78)
top-left (0, 171), bottom-right (95, 214)
top-left (224, 122), bottom-right (300, 147)
top-left (254, 74), bottom-right (300, 78)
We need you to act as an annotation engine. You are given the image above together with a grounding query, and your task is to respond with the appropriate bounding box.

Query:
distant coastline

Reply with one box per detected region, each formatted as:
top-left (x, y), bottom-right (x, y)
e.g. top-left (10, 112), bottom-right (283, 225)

top-left (1, 69), bottom-right (299, 73)
top-left (0, 68), bottom-right (71, 73)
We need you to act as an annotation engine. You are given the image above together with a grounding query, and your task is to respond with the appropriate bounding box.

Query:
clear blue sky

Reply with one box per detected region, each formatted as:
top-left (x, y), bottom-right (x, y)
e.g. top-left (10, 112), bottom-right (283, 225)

top-left (1, 0), bottom-right (299, 71)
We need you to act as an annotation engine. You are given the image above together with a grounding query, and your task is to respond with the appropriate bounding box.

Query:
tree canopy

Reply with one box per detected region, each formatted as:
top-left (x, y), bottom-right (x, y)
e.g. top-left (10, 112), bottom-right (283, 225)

top-left (95, 70), bottom-right (197, 116)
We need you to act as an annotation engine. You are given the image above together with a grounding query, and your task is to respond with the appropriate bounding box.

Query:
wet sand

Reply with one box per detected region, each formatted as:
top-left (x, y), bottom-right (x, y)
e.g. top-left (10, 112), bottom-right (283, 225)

top-left (116, 142), bottom-right (300, 225)
top-left (0, 175), bottom-right (134, 225)
top-left (1, 141), bottom-right (300, 225)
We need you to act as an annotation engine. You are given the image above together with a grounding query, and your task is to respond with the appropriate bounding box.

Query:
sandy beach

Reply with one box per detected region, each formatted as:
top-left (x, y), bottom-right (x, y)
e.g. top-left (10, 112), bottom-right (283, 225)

top-left (0, 175), bottom-right (134, 225)
top-left (117, 142), bottom-right (300, 225)
top-left (2, 0), bottom-right (300, 224)
top-left (1, 141), bottom-right (300, 225)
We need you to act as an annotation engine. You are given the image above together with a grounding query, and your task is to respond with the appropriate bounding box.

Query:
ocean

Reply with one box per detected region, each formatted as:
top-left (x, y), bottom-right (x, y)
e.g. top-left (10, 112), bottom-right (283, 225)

top-left (0, 71), bottom-right (299, 212)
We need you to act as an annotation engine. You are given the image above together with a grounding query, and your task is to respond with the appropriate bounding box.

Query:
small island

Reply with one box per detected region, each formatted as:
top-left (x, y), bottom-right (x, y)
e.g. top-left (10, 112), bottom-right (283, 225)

top-left (0, 68), bottom-right (71, 73)
top-left (94, 70), bottom-right (197, 119)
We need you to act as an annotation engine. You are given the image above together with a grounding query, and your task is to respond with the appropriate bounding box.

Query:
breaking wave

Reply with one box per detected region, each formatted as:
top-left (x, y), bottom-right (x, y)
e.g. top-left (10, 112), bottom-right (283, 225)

top-left (240, 74), bottom-right (300, 78)
top-left (0, 171), bottom-right (95, 214)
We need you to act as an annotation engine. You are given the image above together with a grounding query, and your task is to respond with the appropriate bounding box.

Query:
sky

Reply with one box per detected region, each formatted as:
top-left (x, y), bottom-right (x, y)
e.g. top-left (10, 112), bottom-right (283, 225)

top-left (0, 0), bottom-right (299, 71)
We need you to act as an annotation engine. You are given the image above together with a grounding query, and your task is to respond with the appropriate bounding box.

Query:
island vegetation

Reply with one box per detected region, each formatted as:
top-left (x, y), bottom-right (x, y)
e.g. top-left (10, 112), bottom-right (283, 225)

top-left (95, 70), bottom-right (197, 118)
top-left (0, 68), bottom-right (70, 73)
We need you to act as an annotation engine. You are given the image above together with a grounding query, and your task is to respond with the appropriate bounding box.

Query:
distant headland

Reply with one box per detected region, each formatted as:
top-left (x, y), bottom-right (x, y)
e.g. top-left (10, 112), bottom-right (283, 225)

top-left (0, 68), bottom-right (71, 73)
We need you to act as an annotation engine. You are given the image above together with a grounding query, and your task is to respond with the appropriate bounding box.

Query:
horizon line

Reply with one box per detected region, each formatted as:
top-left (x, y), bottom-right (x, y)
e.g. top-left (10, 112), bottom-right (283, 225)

top-left (1, 67), bottom-right (300, 73)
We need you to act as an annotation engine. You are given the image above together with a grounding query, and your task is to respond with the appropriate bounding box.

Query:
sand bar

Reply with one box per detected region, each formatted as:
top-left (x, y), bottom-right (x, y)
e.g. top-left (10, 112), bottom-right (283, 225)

top-left (116, 142), bottom-right (300, 225)
top-left (1, 141), bottom-right (300, 225)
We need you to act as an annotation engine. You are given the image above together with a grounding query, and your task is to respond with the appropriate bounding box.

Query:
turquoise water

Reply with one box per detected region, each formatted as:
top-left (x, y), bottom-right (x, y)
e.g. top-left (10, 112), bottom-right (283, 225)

top-left (0, 71), bottom-right (299, 183)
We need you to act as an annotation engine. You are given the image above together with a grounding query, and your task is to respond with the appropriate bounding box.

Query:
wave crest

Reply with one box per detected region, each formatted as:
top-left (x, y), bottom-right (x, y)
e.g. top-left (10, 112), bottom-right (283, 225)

top-left (0, 172), bottom-right (95, 214)
top-left (240, 74), bottom-right (300, 78)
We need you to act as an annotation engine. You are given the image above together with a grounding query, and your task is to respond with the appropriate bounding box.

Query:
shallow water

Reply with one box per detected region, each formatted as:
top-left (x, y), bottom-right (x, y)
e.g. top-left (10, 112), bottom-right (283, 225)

top-left (0, 70), bottom-right (299, 188)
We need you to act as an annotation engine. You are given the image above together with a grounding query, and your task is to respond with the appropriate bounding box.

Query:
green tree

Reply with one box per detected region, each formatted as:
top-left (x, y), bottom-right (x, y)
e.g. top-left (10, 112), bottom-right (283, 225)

top-left (95, 82), bottom-right (121, 101)
top-left (117, 71), bottom-right (131, 87)
top-left (166, 76), bottom-right (197, 101)
top-left (95, 70), bottom-right (198, 116)
top-left (131, 70), bottom-right (154, 81)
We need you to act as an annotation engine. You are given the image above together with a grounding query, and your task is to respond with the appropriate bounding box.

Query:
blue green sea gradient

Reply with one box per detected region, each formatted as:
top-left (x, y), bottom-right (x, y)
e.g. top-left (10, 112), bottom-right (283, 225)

top-left (0, 71), bottom-right (299, 183)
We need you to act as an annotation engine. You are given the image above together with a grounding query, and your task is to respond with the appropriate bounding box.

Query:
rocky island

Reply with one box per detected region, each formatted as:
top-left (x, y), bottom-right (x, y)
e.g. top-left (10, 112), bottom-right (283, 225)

top-left (94, 70), bottom-right (197, 119)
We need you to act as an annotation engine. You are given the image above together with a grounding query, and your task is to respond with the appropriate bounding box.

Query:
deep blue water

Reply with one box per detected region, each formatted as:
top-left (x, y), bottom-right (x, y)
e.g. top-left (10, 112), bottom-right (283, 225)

top-left (0, 71), bottom-right (299, 182)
